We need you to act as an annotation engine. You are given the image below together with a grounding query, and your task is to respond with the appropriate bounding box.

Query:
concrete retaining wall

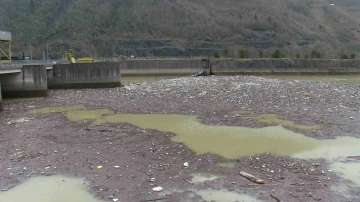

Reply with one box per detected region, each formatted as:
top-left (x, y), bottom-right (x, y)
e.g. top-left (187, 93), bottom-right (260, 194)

top-left (0, 65), bottom-right (47, 98)
top-left (211, 59), bottom-right (360, 75)
top-left (120, 59), bottom-right (209, 76)
top-left (48, 63), bottom-right (121, 89)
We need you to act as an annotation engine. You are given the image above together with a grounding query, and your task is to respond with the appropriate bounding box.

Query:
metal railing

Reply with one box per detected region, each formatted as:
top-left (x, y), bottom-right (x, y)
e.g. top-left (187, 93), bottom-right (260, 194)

top-left (0, 60), bottom-right (63, 69)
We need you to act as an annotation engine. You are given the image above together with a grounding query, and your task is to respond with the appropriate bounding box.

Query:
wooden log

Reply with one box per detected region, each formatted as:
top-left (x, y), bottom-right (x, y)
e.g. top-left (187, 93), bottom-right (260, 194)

top-left (270, 194), bottom-right (281, 202)
top-left (239, 171), bottom-right (265, 184)
top-left (240, 183), bottom-right (279, 187)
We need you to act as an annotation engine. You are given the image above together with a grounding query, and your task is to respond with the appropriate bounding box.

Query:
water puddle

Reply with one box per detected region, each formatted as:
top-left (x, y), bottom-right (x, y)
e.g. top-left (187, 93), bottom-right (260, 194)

top-left (28, 106), bottom-right (360, 160)
top-left (192, 188), bottom-right (261, 202)
top-left (242, 114), bottom-right (324, 130)
top-left (229, 110), bottom-right (249, 115)
top-left (263, 75), bottom-right (360, 84)
top-left (190, 172), bottom-right (226, 184)
top-left (330, 162), bottom-right (360, 199)
top-left (0, 176), bottom-right (103, 202)
top-left (216, 162), bottom-right (237, 168)
top-left (330, 162), bottom-right (360, 187)
top-left (27, 104), bottom-right (85, 113)
top-left (116, 133), bottom-right (128, 137)
top-left (292, 137), bottom-right (360, 160)
top-left (65, 109), bottom-right (114, 121)
top-left (3, 97), bottom-right (44, 104)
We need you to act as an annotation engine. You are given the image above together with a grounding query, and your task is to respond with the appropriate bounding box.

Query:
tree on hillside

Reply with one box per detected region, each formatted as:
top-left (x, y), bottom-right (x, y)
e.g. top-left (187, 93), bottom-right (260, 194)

top-left (271, 49), bottom-right (285, 58)
top-left (239, 49), bottom-right (249, 58)
top-left (311, 50), bottom-right (321, 59)
top-left (258, 50), bottom-right (264, 58)
top-left (30, 0), bottom-right (35, 13)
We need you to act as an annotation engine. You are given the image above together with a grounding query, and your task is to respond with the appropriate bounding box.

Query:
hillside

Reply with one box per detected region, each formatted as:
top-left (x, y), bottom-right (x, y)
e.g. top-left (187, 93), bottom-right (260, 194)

top-left (0, 0), bottom-right (360, 59)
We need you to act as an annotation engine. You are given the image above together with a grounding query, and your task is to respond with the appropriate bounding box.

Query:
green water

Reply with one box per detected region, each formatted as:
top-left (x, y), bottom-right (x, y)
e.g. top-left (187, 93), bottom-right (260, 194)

top-left (216, 162), bottom-right (237, 168)
top-left (27, 104), bottom-right (85, 114)
top-left (27, 106), bottom-right (360, 160)
top-left (242, 114), bottom-right (324, 130)
top-left (0, 176), bottom-right (104, 202)
top-left (190, 172), bottom-right (226, 184)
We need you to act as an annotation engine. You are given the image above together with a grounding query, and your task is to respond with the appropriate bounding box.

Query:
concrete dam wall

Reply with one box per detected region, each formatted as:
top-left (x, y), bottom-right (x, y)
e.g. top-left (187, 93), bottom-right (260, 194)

top-left (48, 63), bottom-right (122, 89)
top-left (120, 59), bottom-right (209, 76)
top-left (211, 59), bottom-right (360, 75)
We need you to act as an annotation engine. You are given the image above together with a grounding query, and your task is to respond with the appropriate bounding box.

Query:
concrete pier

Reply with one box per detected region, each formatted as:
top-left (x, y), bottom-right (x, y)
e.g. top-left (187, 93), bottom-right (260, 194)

top-left (0, 65), bottom-right (47, 98)
top-left (48, 63), bottom-right (121, 89)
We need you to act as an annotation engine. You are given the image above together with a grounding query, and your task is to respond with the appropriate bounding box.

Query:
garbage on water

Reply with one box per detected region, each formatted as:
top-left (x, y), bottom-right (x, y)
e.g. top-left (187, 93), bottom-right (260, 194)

top-left (184, 162), bottom-right (189, 168)
top-left (152, 186), bottom-right (163, 192)
top-left (97, 165), bottom-right (103, 169)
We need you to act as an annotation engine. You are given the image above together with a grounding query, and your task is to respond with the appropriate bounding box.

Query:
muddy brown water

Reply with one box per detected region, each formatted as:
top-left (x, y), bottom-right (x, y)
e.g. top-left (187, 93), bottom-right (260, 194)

top-left (0, 176), bottom-right (103, 202)
top-left (27, 106), bottom-right (360, 160)
top-left (263, 75), bottom-right (360, 84)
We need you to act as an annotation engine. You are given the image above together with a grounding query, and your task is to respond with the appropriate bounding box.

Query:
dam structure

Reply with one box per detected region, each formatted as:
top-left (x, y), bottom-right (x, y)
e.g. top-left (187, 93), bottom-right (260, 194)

top-left (1, 58), bottom-right (360, 111)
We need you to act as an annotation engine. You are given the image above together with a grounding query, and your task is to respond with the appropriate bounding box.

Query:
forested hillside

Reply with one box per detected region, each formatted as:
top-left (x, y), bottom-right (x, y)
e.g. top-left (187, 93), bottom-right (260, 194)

top-left (0, 0), bottom-right (359, 59)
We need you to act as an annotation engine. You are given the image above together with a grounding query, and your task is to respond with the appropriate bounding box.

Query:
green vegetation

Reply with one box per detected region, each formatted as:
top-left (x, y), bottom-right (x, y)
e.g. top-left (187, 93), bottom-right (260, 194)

top-left (0, 0), bottom-right (359, 57)
top-left (311, 50), bottom-right (322, 59)
top-left (341, 53), bottom-right (356, 59)
top-left (239, 49), bottom-right (249, 58)
top-left (271, 49), bottom-right (285, 58)
top-left (296, 53), bottom-right (301, 58)
top-left (258, 50), bottom-right (264, 58)
top-left (214, 52), bottom-right (220, 58)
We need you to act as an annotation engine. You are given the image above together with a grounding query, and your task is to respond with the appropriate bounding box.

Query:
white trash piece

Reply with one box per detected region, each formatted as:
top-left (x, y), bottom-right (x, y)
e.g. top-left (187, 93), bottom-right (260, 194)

top-left (152, 186), bottom-right (163, 192)
top-left (184, 162), bottom-right (189, 168)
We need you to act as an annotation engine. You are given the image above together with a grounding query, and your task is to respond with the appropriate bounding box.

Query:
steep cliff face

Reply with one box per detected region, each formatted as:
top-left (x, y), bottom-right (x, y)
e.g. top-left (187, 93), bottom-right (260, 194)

top-left (1, 0), bottom-right (359, 58)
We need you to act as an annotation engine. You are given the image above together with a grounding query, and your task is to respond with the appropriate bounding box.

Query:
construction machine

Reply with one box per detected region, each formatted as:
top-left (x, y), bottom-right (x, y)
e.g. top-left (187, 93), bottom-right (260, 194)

top-left (64, 49), bottom-right (93, 63)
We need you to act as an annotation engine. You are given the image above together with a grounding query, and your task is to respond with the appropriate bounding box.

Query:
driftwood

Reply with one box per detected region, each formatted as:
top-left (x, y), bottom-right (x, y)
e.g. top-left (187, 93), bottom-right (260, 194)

top-left (347, 156), bottom-right (360, 160)
top-left (183, 178), bottom-right (194, 185)
top-left (239, 171), bottom-right (265, 184)
top-left (139, 197), bottom-right (174, 202)
top-left (240, 183), bottom-right (279, 187)
top-left (270, 194), bottom-right (281, 202)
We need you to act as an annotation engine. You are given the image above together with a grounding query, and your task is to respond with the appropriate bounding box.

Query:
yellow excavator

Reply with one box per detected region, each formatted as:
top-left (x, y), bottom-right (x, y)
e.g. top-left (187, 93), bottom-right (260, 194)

top-left (64, 49), bottom-right (93, 63)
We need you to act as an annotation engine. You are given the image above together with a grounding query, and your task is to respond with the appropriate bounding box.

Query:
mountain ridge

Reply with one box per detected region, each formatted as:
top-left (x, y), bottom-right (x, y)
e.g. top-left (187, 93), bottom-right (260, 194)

top-left (0, 0), bottom-right (359, 59)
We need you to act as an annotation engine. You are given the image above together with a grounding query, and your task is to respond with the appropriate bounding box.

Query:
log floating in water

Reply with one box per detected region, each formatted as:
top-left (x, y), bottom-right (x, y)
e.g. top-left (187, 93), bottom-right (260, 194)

top-left (239, 171), bottom-right (265, 184)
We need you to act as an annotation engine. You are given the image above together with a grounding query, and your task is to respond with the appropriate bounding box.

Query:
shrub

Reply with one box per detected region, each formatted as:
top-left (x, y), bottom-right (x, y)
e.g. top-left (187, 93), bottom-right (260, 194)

top-left (258, 50), bottom-right (264, 58)
top-left (296, 53), bottom-right (301, 58)
top-left (271, 49), bottom-right (285, 58)
top-left (239, 49), bottom-right (249, 58)
top-left (341, 54), bottom-right (350, 59)
top-left (214, 52), bottom-right (220, 58)
top-left (311, 50), bottom-right (321, 59)
top-left (350, 53), bottom-right (356, 59)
